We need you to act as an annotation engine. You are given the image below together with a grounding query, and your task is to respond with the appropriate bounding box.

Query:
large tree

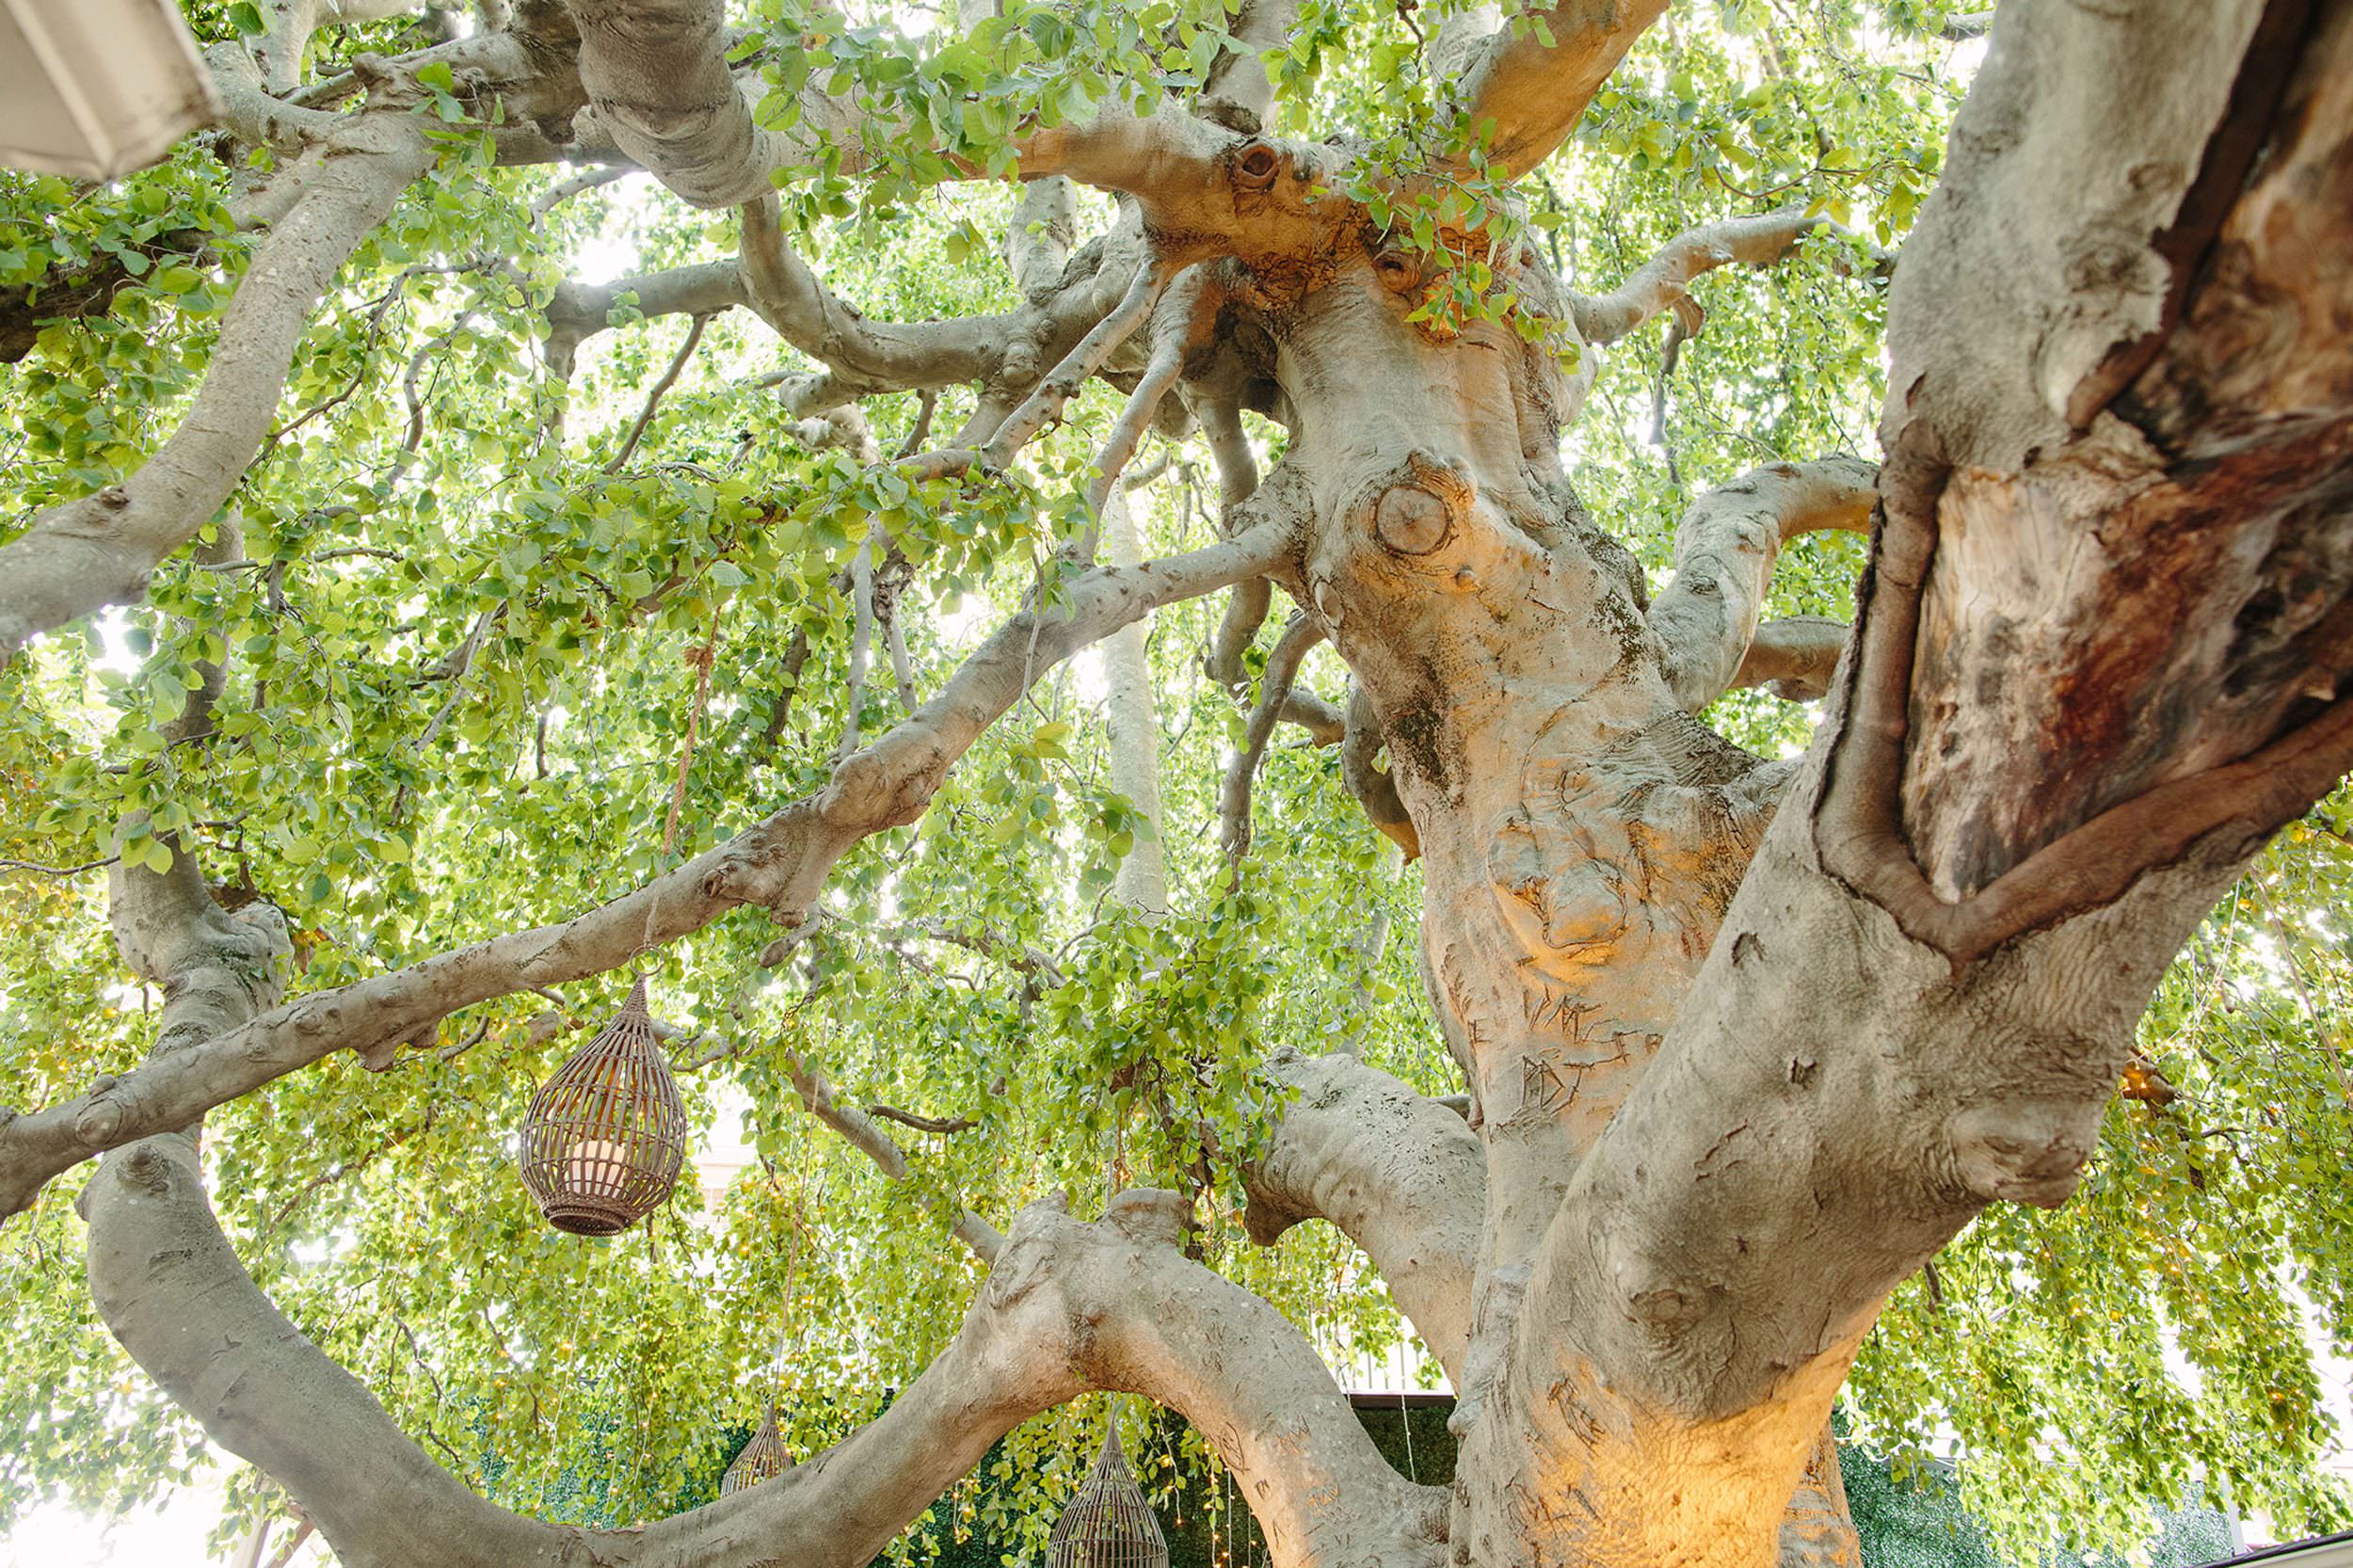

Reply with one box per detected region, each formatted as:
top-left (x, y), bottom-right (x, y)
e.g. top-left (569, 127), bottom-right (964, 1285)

top-left (3, 0), bottom-right (2352, 1564)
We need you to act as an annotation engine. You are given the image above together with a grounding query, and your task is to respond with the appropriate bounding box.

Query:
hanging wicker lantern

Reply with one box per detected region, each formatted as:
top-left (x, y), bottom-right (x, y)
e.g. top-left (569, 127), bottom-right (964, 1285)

top-left (721, 1401), bottom-right (794, 1495)
top-left (519, 978), bottom-right (685, 1236)
top-left (1048, 1422), bottom-right (1169, 1568)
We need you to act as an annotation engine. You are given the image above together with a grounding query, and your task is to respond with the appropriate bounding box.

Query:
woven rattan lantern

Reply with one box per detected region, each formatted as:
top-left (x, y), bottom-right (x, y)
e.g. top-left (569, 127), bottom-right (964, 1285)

top-left (721, 1400), bottom-right (794, 1495)
top-left (519, 978), bottom-right (685, 1235)
top-left (1048, 1422), bottom-right (1169, 1568)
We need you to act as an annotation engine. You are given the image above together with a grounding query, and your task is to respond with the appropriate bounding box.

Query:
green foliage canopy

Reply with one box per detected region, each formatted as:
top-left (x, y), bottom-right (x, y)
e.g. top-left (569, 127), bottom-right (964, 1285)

top-left (2, 1), bottom-right (2348, 1561)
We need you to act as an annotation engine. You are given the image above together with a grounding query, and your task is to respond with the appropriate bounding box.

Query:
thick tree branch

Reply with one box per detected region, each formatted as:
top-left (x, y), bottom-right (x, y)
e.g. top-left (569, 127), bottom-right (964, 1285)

top-left (248, 0), bottom-right (440, 94)
top-left (544, 258), bottom-right (744, 376)
top-left (1572, 207), bottom-right (1823, 347)
top-left (1731, 617), bottom-right (1850, 704)
top-left (1857, 0), bottom-right (2353, 905)
top-left (86, 1152), bottom-right (1442, 1568)
top-left (1004, 179), bottom-right (1078, 296)
top-left (561, 0), bottom-right (827, 207)
top-left (1199, 0), bottom-right (1297, 128)
top-left (0, 118), bottom-right (432, 663)
top-left (1449, 0), bottom-right (1670, 180)
top-left (1648, 457), bottom-right (1876, 713)
top-left (740, 196), bottom-right (1012, 395)
top-left (1, 515), bottom-right (1299, 1217)
top-left (1243, 1050), bottom-right (1482, 1382)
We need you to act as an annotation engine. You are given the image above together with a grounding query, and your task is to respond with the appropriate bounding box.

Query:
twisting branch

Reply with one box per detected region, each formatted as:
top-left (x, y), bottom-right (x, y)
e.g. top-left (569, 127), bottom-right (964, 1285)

top-left (1243, 1049), bottom-right (1482, 1380)
top-left (399, 312), bottom-right (477, 457)
top-left (977, 261), bottom-right (1170, 472)
top-left (1190, 392), bottom-right (1261, 512)
top-left (1199, 0), bottom-right (1297, 126)
top-left (87, 1135), bottom-right (1445, 1568)
top-left (248, 0), bottom-right (440, 93)
top-left (1219, 613), bottom-right (1327, 857)
top-left (895, 391), bottom-right (939, 460)
top-left (739, 196), bottom-right (1009, 396)
top-left (883, 628), bottom-right (920, 724)
top-left (392, 606), bottom-right (501, 821)
top-left (1572, 206), bottom-right (1824, 346)
top-left (889, 920), bottom-right (1067, 987)
top-left (1648, 457), bottom-right (1876, 713)
top-left (1079, 270), bottom-right (1207, 539)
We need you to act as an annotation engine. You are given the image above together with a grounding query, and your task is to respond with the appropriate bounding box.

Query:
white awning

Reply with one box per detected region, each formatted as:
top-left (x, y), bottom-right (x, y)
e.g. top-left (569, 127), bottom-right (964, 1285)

top-left (0, 0), bottom-right (220, 181)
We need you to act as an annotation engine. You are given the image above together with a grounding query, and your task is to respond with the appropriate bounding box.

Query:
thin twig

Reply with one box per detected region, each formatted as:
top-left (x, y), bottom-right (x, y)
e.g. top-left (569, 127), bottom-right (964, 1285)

top-left (604, 312), bottom-right (712, 475)
top-left (661, 609), bottom-right (724, 857)
top-left (0, 855), bottom-right (120, 879)
top-left (894, 389), bottom-right (938, 460)
top-left (1220, 613), bottom-right (1326, 858)
top-left (532, 165), bottom-right (632, 219)
top-left (866, 1105), bottom-right (978, 1135)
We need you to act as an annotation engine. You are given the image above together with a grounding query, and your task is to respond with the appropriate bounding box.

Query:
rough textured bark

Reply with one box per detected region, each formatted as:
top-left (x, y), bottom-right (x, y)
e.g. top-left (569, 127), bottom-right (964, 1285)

top-left (14, 2), bottom-right (2353, 1565)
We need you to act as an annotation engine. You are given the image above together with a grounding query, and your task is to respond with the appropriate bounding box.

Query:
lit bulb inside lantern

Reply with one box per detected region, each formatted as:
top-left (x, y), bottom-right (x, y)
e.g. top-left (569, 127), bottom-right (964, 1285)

top-left (566, 1137), bottom-right (630, 1192)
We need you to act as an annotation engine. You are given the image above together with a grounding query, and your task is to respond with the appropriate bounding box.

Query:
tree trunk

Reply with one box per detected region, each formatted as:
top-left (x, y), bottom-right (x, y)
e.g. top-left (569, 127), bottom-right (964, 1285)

top-left (39, 2), bottom-right (2353, 1565)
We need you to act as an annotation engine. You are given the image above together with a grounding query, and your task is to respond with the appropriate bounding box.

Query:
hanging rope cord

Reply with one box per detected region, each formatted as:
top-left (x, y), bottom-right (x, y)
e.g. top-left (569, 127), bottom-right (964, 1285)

top-left (634, 606), bottom-right (726, 967)
top-left (767, 1164), bottom-right (825, 1403)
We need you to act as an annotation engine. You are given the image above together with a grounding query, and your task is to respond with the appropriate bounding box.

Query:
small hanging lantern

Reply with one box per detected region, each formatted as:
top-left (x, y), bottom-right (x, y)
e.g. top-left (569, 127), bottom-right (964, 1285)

top-left (1048, 1419), bottom-right (1170, 1568)
top-left (721, 1400), bottom-right (794, 1495)
top-left (519, 978), bottom-right (685, 1236)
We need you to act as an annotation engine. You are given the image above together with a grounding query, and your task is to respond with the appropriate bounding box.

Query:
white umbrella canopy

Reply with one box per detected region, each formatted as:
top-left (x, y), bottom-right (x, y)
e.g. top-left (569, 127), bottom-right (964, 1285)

top-left (0, 0), bottom-right (220, 181)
